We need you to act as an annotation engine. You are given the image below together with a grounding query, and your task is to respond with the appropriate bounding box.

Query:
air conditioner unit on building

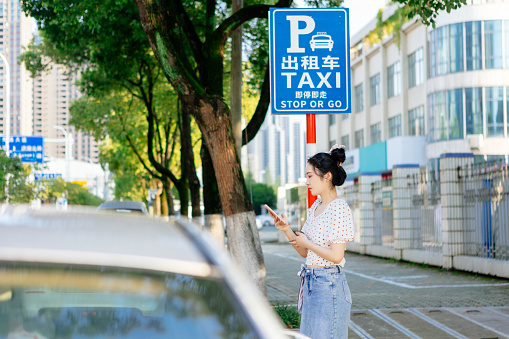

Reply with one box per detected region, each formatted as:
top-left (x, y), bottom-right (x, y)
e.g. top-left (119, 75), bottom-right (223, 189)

top-left (467, 134), bottom-right (483, 150)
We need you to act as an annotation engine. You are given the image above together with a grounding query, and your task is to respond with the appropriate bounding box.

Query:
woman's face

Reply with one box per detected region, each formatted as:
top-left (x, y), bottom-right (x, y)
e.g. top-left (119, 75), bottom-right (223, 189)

top-left (305, 163), bottom-right (331, 196)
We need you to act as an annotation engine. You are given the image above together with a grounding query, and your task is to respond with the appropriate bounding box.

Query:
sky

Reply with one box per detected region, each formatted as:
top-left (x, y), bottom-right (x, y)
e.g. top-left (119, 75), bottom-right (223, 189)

top-left (343, 0), bottom-right (388, 37)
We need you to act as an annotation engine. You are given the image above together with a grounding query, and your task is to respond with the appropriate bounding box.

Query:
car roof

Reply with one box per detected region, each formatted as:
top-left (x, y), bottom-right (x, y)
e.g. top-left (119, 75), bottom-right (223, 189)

top-left (0, 206), bottom-right (212, 277)
top-left (98, 200), bottom-right (147, 211)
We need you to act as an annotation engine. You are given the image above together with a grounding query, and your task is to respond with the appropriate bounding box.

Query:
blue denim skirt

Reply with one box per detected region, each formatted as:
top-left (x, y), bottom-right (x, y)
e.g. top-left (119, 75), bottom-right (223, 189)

top-left (299, 265), bottom-right (352, 339)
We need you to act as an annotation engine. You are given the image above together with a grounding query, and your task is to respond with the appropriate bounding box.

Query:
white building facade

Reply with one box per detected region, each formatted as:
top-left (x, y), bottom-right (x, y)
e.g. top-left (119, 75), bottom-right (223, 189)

top-left (316, 0), bottom-right (509, 177)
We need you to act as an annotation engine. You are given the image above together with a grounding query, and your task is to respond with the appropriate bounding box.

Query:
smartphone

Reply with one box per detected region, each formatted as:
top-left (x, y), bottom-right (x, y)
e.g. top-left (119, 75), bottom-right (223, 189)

top-left (263, 204), bottom-right (279, 220)
top-left (264, 205), bottom-right (303, 236)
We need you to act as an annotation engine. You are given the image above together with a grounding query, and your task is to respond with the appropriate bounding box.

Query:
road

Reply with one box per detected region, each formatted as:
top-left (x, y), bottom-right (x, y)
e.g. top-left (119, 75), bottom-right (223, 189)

top-left (259, 227), bottom-right (509, 339)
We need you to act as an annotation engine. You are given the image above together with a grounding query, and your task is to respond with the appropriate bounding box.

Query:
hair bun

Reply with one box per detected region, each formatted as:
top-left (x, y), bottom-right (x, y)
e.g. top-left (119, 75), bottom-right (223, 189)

top-left (330, 147), bottom-right (346, 164)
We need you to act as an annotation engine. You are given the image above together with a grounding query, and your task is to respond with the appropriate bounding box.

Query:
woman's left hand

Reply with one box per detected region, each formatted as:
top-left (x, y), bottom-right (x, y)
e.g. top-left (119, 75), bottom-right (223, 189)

top-left (289, 231), bottom-right (310, 248)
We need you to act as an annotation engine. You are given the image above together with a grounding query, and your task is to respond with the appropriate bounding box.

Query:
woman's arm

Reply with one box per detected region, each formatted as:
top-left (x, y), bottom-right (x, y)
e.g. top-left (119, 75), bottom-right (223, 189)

top-left (268, 209), bottom-right (308, 258)
top-left (280, 227), bottom-right (308, 258)
top-left (290, 233), bottom-right (345, 264)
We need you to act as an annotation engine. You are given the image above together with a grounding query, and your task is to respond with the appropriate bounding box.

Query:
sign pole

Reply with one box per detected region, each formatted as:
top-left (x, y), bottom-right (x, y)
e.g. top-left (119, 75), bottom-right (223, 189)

top-left (306, 114), bottom-right (317, 208)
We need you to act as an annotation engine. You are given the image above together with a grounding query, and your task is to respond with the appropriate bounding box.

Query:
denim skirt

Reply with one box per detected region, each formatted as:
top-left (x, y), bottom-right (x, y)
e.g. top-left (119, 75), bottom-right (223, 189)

top-left (299, 265), bottom-right (352, 339)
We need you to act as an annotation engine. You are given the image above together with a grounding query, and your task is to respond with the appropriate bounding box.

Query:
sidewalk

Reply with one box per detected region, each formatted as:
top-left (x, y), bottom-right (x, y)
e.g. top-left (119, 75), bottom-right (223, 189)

top-left (260, 228), bottom-right (509, 338)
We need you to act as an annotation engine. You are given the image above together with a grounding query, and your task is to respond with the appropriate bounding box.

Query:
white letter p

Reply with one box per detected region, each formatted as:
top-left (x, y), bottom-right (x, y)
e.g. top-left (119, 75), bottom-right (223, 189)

top-left (286, 16), bottom-right (315, 53)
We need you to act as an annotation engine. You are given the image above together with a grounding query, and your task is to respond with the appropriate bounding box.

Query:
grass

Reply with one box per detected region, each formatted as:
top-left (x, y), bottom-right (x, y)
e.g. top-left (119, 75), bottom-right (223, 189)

top-left (272, 302), bottom-right (300, 329)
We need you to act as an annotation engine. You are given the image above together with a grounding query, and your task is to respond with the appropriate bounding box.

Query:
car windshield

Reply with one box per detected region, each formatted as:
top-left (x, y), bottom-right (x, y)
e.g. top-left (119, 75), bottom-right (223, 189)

top-left (0, 263), bottom-right (257, 339)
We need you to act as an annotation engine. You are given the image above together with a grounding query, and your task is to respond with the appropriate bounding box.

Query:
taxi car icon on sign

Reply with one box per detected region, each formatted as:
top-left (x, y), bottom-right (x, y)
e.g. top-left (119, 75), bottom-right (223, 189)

top-left (310, 32), bottom-right (334, 51)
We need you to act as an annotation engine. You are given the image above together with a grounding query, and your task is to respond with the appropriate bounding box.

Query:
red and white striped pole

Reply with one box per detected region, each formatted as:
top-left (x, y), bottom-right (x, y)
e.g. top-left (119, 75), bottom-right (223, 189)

top-left (306, 114), bottom-right (317, 208)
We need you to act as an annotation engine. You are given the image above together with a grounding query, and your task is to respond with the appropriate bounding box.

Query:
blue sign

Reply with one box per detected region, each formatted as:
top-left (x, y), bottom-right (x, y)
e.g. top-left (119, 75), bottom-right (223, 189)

top-left (269, 8), bottom-right (351, 114)
top-left (35, 173), bottom-right (62, 180)
top-left (0, 135), bottom-right (44, 163)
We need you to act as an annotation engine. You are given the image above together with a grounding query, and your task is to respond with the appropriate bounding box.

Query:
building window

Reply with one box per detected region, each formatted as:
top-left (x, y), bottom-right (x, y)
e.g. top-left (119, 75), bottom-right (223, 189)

top-left (329, 114), bottom-right (336, 126)
top-left (436, 26), bottom-right (449, 75)
top-left (486, 87), bottom-right (504, 136)
top-left (465, 87), bottom-right (483, 135)
top-left (432, 91), bottom-right (447, 141)
top-left (485, 21), bottom-right (503, 69)
top-left (428, 93), bottom-right (436, 142)
top-left (370, 122), bottom-right (381, 144)
top-left (370, 73), bottom-right (380, 106)
top-left (505, 21), bottom-right (509, 68)
top-left (387, 61), bottom-right (401, 98)
top-left (355, 83), bottom-right (363, 113)
top-left (449, 23), bottom-right (464, 73)
top-left (408, 106), bottom-right (424, 136)
top-left (389, 115), bottom-right (402, 138)
top-left (430, 30), bottom-right (436, 78)
top-left (408, 48), bottom-right (424, 88)
top-left (341, 135), bottom-right (350, 150)
top-left (466, 21), bottom-right (482, 71)
top-left (329, 139), bottom-right (336, 150)
top-left (354, 130), bottom-right (364, 149)
top-left (448, 89), bottom-right (463, 140)
top-left (507, 87), bottom-right (509, 135)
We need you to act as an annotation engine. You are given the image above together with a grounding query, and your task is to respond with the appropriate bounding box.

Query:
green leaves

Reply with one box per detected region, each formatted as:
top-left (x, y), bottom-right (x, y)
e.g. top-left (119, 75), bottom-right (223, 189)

top-left (391, 0), bottom-right (467, 27)
top-left (0, 152), bottom-right (43, 203)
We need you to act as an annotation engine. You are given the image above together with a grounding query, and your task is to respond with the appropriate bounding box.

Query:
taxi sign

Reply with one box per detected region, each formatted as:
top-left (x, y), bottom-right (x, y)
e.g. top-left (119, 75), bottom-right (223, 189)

top-left (269, 8), bottom-right (351, 114)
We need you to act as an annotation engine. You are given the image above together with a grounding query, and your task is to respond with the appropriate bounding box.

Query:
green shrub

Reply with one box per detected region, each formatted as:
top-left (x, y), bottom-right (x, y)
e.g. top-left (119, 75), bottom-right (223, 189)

top-left (273, 302), bottom-right (300, 329)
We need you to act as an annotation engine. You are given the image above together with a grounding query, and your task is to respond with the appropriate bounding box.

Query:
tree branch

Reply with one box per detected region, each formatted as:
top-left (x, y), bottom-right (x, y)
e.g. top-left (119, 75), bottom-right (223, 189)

top-left (242, 64), bottom-right (269, 146)
top-left (117, 100), bottom-right (161, 179)
top-left (171, 0), bottom-right (206, 66)
top-left (133, 0), bottom-right (206, 98)
top-left (210, 0), bottom-right (292, 48)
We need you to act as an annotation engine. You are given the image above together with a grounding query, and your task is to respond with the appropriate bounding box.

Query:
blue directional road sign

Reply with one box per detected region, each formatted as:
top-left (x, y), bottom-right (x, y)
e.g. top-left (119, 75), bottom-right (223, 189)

top-left (35, 173), bottom-right (62, 180)
top-left (0, 135), bottom-right (44, 163)
top-left (269, 8), bottom-right (351, 114)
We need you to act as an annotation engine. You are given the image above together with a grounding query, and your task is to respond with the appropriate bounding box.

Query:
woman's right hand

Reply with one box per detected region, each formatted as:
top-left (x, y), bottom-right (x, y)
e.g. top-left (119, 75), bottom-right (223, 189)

top-left (268, 210), bottom-right (290, 232)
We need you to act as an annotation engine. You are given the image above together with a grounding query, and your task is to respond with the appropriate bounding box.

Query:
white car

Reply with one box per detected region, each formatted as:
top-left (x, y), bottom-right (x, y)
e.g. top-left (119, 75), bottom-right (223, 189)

top-left (97, 200), bottom-right (149, 215)
top-left (0, 206), bottom-right (303, 339)
top-left (256, 213), bottom-right (277, 227)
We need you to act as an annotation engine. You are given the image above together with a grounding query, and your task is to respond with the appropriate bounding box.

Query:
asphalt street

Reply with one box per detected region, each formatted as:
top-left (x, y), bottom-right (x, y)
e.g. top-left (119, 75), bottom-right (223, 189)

top-left (259, 227), bottom-right (509, 339)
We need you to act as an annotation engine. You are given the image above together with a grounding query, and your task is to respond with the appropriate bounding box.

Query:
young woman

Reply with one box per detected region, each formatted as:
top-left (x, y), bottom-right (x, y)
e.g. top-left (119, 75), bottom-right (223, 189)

top-left (267, 145), bottom-right (354, 339)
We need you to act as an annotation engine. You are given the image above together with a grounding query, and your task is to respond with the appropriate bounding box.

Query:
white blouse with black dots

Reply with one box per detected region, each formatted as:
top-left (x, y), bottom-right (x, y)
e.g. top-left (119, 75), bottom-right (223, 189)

top-left (301, 197), bottom-right (355, 267)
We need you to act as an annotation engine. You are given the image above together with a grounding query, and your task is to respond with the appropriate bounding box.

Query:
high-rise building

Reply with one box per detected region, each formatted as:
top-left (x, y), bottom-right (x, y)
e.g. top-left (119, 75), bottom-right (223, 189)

top-left (243, 113), bottom-right (305, 185)
top-left (32, 64), bottom-right (99, 162)
top-left (0, 0), bottom-right (33, 137)
top-left (0, 0), bottom-right (99, 163)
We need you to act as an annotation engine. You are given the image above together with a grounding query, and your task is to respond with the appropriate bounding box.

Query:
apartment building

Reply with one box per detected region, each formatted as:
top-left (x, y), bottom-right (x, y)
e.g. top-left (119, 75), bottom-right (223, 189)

top-left (0, 0), bottom-right (33, 137)
top-left (0, 0), bottom-right (99, 163)
top-left (32, 64), bottom-right (99, 162)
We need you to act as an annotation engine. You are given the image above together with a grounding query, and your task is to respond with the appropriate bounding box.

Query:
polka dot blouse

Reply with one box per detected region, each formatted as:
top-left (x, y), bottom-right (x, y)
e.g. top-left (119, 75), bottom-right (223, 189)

top-left (301, 197), bottom-right (354, 267)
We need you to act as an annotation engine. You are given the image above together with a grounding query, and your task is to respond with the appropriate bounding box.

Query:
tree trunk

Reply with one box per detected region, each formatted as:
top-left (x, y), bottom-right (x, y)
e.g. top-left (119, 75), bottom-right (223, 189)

top-left (230, 0), bottom-right (243, 159)
top-left (161, 177), bottom-right (175, 216)
top-left (132, 0), bottom-right (266, 292)
top-left (192, 100), bottom-right (265, 292)
top-left (175, 179), bottom-right (189, 217)
top-left (201, 143), bottom-right (224, 244)
top-left (180, 102), bottom-right (201, 218)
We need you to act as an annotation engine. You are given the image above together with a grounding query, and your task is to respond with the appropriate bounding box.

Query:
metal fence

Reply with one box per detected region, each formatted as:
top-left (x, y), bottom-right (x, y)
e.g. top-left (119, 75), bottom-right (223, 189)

top-left (409, 168), bottom-right (442, 253)
top-left (340, 183), bottom-right (360, 243)
top-left (461, 160), bottom-right (509, 260)
top-left (337, 158), bottom-right (508, 261)
top-left (373, 177), bottom-right (394, 247)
